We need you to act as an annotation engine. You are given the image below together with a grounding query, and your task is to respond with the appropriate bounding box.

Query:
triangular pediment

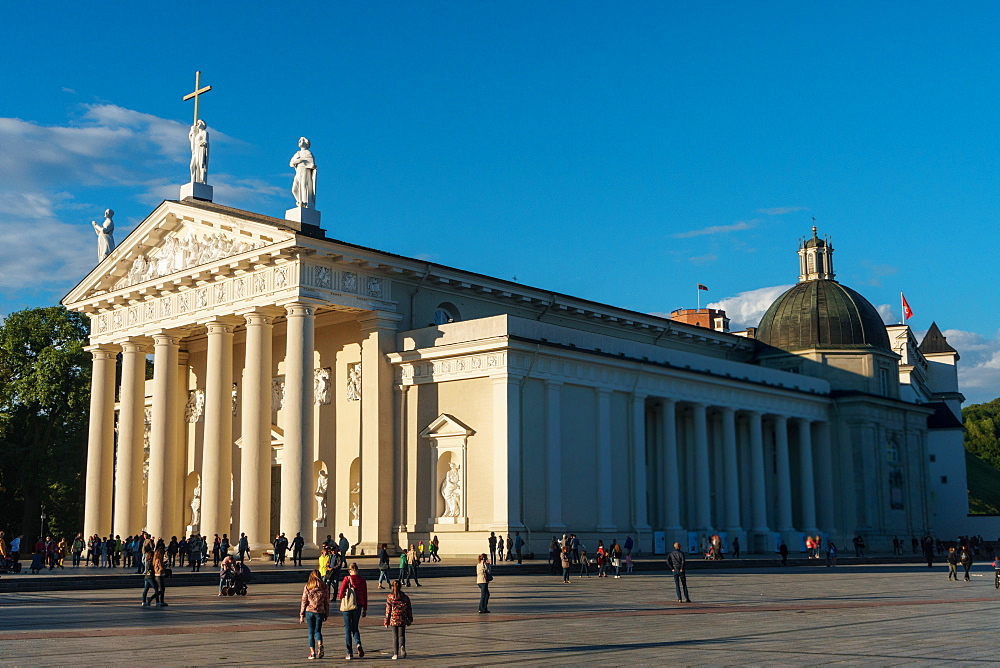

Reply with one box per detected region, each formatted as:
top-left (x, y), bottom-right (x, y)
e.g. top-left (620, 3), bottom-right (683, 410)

top-left (64, 199), bottom-right (300, 306)
top-left (420, 414), bottom-right (475, 438)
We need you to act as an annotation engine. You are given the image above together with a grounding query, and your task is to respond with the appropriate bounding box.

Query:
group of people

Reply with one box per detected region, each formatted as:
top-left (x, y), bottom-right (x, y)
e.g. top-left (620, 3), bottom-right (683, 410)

top-left (544, 533), bottom-right (634, 582)
top-left (298, 561), bottom-right (414, 661)
top-left (487, 531), bottom-right (523, 564)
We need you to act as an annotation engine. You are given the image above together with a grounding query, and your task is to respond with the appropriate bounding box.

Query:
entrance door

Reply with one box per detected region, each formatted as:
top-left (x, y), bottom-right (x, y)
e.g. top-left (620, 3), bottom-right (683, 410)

top-left (270, 465), bottom-right (281, 539)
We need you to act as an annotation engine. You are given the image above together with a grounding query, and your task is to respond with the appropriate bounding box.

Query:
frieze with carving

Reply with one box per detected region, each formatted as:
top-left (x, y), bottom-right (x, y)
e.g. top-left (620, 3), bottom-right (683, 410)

top-left (116, 232), bottom-right (267, 290)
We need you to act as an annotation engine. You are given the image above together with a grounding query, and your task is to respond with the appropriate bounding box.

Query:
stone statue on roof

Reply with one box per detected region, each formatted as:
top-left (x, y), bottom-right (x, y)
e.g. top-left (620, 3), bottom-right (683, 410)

top-left (290, 137), bottom-right (317, 208)
top-left (189, 119), bottom-right (210, 184)
top-left (92, 209), bottom-right (116, 262)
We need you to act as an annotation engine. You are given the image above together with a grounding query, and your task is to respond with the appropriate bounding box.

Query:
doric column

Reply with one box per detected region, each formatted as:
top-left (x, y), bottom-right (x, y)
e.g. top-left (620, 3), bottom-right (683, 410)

top-left (660, 399), bottom-right (682, 533)
top-left (721, 407), bottom-right (742, 538)
top-left (491, 373), bottom-right (524, 531)
top-left (797, 418), bottom-right (818, 535)
top-left (631, 393), bottom-right (651, 531)
top-left (814, 420), bottom-right (836, 533)
top-left (201, 319), bottom-right (237, 542)
top-left (544, 380), bottom-right (565, 531)
top-left (239, 312), bottom-right (274, 551)
top-left (83, 344), bottom-right (118, 539)
top-left (147, 333), bottom-right (181, 539)
top-left (359, 311), bottom-right (402, 550)
top-left (281, 303), bottom-right (316, 544)
top-left (773, 415), bottom-right (794, 533)
top-left (113, 339), bottom-right (150, 537)
top-left (596, 388), bottom-right (615, 532)
top-left (691, 402), bottom-right (712, 531)
top-left (747, 411), bottom-right (771, 547)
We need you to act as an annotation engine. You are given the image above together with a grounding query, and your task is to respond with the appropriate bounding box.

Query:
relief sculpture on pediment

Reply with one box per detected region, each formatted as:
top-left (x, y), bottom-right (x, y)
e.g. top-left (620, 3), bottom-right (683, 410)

top-left (117, 231), bottom-right (267, 290)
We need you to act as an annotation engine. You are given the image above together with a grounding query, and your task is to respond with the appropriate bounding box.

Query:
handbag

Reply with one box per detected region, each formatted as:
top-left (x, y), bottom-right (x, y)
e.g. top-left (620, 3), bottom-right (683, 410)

top-left (378, 563), bottom-right (389, 571)
top-left (485, 570), bottom-right (494, 583)
top-left (339, 578), bottom-right (358, 612)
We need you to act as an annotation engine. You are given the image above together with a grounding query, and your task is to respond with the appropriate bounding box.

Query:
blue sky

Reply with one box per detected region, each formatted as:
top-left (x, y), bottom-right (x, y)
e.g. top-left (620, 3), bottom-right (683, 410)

top-left (3, 2), bottom-right (1000, 401)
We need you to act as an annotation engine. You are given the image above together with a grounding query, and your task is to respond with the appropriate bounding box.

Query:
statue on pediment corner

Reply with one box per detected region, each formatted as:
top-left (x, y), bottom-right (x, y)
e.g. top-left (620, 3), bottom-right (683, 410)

top-left (290, 137), bottom-right (317, 208)
top-left (92, 209), bottom-right (115, 262)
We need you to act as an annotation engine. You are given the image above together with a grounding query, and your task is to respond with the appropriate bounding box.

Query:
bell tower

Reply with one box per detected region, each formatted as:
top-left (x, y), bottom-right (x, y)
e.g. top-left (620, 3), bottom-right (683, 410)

top-left (798, 226), bottom-right (835, 282)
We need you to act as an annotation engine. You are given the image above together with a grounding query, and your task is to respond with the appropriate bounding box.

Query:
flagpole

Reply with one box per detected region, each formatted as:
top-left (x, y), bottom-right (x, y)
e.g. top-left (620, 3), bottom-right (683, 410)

top-left (900, 292), bottom-right (904, 325)
top-left (697, 285), bottom-right (701, 311)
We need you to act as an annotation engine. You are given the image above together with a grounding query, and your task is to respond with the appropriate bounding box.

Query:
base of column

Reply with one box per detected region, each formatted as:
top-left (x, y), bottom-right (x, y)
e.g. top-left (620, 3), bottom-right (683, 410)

top-left (544, 522), bottom-right (567, 532)
top-left (357, 541), bottom-right (398, 556)
top-left (748, 529), bottom-right (773, 553)
top-left (595, 524), bottom-right (617, 533)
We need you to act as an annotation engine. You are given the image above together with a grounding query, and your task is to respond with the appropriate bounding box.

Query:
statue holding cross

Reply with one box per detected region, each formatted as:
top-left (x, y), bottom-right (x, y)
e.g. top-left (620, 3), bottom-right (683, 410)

top-left (183, 71), bottom-right (212, 184)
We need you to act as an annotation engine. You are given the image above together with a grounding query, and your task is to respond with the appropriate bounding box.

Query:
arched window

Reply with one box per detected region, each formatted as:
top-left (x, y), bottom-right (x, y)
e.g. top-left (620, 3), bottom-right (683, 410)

top-left (433, 302), bottom-right (460, 325)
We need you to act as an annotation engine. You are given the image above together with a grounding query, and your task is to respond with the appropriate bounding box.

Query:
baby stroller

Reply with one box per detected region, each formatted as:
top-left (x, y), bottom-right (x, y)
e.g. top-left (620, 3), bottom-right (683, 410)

top-left (220, 562), bottom-right (252, 596)
top-left (0, 557), bottom-right (21, 574)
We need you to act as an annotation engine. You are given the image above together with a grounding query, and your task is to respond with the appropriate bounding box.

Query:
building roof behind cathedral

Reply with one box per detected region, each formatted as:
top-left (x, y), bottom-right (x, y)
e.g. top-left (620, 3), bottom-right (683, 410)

top-left (919, 322), bottom-right (959, 358)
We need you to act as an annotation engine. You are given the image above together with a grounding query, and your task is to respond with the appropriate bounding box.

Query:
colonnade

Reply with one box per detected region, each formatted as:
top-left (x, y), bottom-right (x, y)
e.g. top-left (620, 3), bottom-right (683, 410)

top-left (83, 304), bottom-right (319, 548)
top-left (646, 399), bottom-right (836, 551)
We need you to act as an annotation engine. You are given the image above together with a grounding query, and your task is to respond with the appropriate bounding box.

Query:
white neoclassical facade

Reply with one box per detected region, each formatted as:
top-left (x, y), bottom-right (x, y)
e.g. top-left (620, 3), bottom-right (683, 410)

top-left (65, 200), bottom-right (959, 555)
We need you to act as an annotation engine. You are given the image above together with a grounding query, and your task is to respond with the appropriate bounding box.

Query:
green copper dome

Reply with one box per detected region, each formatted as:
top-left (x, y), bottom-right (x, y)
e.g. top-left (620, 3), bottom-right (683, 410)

top-left (756, 279), bottom-right (891, 352)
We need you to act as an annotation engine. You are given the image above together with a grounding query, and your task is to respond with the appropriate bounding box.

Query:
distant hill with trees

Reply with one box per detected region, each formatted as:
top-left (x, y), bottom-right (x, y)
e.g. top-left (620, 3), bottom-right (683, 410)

top-left (963, 398), bottom-right (1000, 514)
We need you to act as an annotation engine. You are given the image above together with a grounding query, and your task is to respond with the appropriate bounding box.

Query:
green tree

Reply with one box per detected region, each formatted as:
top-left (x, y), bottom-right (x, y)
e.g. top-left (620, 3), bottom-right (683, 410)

top-left (0, 306), bottom-right (91, 540)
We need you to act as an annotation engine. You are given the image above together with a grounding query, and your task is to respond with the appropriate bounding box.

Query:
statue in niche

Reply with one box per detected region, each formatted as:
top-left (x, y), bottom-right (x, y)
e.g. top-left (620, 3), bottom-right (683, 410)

top-left (315, 469), bottom-right (329, 524)
top-left (185, 389), bottom-right (205, 423)
top-left (189, 119), bottom-right (210, 183)
top-left (272, 378), bottom-right (285, 411)
top-left (92, 209), bottom-right (116, 262)
top-left (350, 482), bottom-right (361, 523)
top-left (314, 367), bottom-right (332, 405)
top-left (290, 137), bottom-right (317, 208)
top-left (440, 462), bottom-right (462, 518)
top-left (232, 382), bottom-right (238, 416)
top-left (190, 484), bottom-right (202, 527)
top-left (346, 364), bottom-right (362, 401)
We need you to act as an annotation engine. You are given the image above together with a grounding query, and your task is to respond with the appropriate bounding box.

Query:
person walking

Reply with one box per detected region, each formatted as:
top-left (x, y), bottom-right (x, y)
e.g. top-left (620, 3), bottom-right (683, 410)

top-left (513, 531), bottom-right (524, 565)
top-left (337, 562), bottom-right (368, 660)
top-left (548, 537), bottom-right (560, 575)
top-left (238, 533), bottom-right (250, 563)
top-left (72, 533), bottom-right (85, 567)
top-left (946, 546), bottom-right (959, 580)
top-left (384, 578), bottom-right (413, 660)
top-left (476, 553), bottom-right (492, 614)
top-left (190, 535), bottom-right (203, 572)
top-left (667, 542), bottom-right (691, 603)
top-left (506, 534), bottom-right (514, 561)
top-left (338, 534), bottom-right (350, 568)
top-left (497, 534), bottom-right (505, 562)
top-left (300, 569), bottom-right (331, 660)
top-left (377, 543), bottom-right (391, 589)
top-left (140, 545), bottom-right (158, 607)
top-left (212, 534), bottom-right (221, 567)
top-left (399, 549), bottom-right (409, 586)
top-left (732, 537), bottom-right (741, 559)
top-left (488, 532), bottom-right (498, 565)
top-left (579, 548), bottom-right (591, 577)
top-left (291, 532), bottom-right (304, 567)
top-left (596, 540), bottom-right (608, 578)
top-left (153, 545), bottom-right (168, 607)
top-left (960, 546), bottom-right (973, 581)
top-left (779, 541), bottom-right (789, 566)
top-left (560, 546), bottom-right (572, 583)
top-left (430, 535), bottom-right (441, 562)
top-left (826, 541), bottom-right (838, 567)
top-left (611, 541), bottom-right (624, 578)
top-left (407, 544), bottom-right (422, 587)
top-left (623, 535), bottom-right (634, 557)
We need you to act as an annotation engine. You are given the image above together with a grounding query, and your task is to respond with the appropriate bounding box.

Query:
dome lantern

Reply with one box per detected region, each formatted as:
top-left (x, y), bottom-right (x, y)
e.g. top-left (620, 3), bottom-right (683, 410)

top-left (798, 225), bottom-right (835, 281)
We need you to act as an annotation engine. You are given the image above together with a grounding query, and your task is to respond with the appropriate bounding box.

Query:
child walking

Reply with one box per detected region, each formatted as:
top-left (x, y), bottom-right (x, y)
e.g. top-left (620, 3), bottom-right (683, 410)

top-left (384, 579), bottom-right (414, 660)
top-left (299, 569), bottom-right (331, 660)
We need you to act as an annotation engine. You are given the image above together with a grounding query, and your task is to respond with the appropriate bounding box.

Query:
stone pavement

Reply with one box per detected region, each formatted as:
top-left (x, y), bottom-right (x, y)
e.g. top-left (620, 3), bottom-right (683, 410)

top-left (2, 563), bottom-right (998, 666)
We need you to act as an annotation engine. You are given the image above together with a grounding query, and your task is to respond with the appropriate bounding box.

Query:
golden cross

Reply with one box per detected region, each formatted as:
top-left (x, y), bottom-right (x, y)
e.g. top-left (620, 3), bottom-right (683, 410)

top-left (182, 71), bottom-right (212, 126)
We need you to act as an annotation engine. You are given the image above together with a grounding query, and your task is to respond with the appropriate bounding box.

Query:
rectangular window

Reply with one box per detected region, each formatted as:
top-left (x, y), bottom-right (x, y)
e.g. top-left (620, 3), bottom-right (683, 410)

top-left (941, 476), bottom-right (948, 484)
top-left (929, 454), bottom-right (936, 462)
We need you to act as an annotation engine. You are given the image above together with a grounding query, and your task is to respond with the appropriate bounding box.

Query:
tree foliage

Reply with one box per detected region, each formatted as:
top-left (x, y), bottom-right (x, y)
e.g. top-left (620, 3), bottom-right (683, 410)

top-left (963, 397), bottom-right (1000, 470)
top-left (0, 306), bottom-right (90, 539)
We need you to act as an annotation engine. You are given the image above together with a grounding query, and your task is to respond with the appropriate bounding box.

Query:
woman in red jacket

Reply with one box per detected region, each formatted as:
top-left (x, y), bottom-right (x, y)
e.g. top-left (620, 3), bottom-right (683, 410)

top-left (338, 562), bottom-right (368, 660)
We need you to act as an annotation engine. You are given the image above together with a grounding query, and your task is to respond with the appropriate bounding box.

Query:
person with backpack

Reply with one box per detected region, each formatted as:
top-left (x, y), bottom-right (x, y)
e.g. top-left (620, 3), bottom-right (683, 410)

top-left (377, 543), bottom-right (391, 589)
top-left (337, 562), bottom-right (368, 660)
top-left (384, 578), bottom-right (414, 660)
top-left (300, 569), bottom-right (331, 660)
top-left (960, 546), bottom-right (973, 581)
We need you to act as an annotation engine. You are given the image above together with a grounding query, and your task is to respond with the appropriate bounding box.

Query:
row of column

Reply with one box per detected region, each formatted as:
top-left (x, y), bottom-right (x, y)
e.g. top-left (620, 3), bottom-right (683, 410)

top-left (84, 304), bottom-right (402, 551)
top-left (83, 304), bottom-right (316, 547)
top-left (529, 386), bottom-right (835, 547)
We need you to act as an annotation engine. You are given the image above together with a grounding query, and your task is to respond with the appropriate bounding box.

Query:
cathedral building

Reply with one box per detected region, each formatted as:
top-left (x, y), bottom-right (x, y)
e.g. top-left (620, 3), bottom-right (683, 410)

top-left (64, 198), bottom-right (963, 555)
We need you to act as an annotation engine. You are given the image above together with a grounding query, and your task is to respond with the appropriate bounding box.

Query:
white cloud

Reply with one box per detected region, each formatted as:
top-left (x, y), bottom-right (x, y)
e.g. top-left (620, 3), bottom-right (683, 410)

top-left (756, 206), bottom-right (807, 216)
top-left (688, 253), bottom-right (718, 265)
top-left (876, 304), bottom-right (897, 324)
top-left (0, 104), bottom-right (283, 297)
top-left (673, 220), bottom-right (755, 239)
top-left (707, 284), bottom-right (793, 330)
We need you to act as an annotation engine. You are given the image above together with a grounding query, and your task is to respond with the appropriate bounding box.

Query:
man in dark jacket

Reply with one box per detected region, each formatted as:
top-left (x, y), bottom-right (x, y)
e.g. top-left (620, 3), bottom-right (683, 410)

top-left (291, 532), bottom-right (304, 567)
top-left (667, 542), bottom-right (691, 603)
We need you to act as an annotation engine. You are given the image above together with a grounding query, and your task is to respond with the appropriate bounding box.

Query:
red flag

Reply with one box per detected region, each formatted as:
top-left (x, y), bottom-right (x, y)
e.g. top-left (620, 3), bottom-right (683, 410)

top-left (697, 284), bottom-right (709, 291)
top-left (901, 293), bottom-right (913, 320)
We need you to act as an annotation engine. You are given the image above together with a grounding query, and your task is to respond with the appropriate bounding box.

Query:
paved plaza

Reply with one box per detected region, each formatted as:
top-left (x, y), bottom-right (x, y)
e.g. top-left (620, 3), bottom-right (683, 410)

top-left (2, 562), bottom-right (999, 665)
